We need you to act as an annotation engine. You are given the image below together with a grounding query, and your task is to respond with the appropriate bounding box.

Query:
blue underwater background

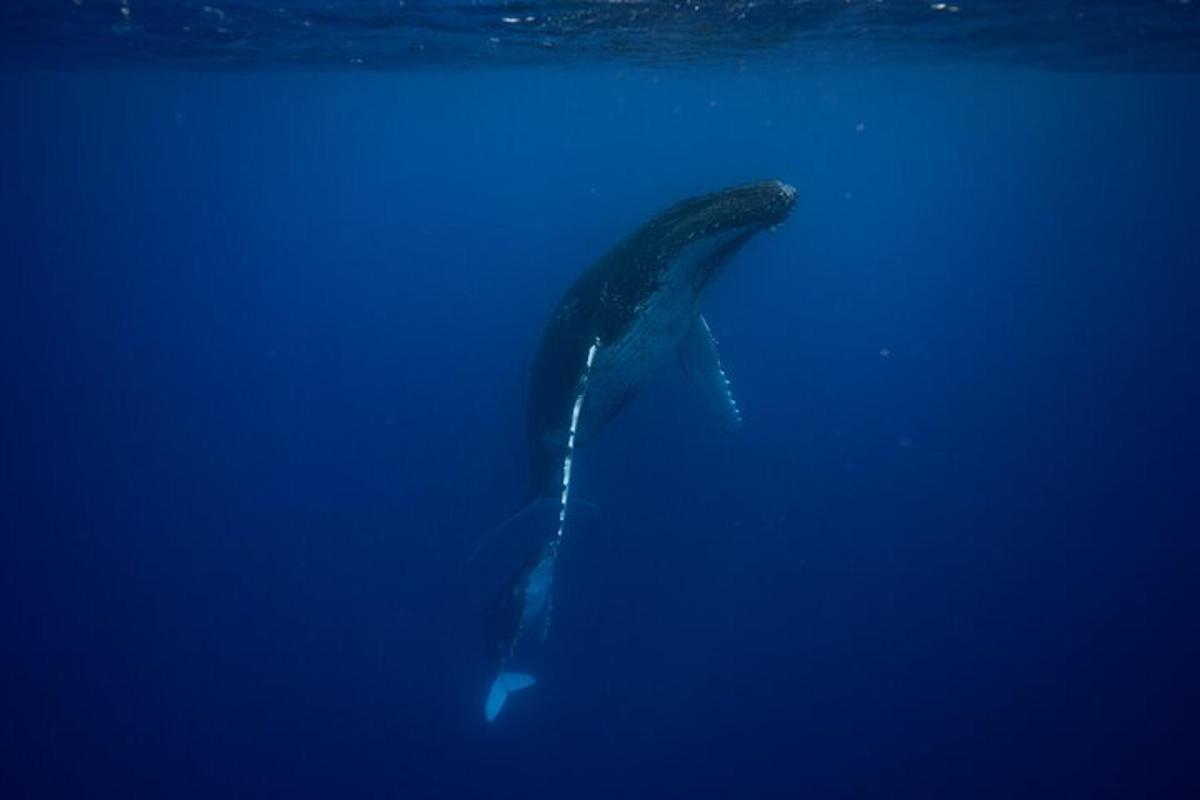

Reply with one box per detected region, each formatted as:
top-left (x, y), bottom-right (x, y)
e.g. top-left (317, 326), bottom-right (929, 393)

top-left (2, 3), bottom-right (1199, 798)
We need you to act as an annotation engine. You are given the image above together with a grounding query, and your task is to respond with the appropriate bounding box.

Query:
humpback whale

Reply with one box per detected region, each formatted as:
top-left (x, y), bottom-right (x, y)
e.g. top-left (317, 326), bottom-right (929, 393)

top-left (483, 180), bottom-right (796, 720)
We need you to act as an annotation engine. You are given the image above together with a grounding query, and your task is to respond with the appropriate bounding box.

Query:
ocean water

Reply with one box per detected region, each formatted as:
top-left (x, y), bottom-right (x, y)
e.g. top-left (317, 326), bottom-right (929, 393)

top-left (2, 3), bottom-right (1198, 798)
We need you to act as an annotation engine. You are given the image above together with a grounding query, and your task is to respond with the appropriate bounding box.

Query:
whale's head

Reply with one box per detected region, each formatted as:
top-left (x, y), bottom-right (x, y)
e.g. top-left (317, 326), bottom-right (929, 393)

top-left (691, 179), bottom-right (797, 233)
top-left (641, 179), bottom-right (796, 290)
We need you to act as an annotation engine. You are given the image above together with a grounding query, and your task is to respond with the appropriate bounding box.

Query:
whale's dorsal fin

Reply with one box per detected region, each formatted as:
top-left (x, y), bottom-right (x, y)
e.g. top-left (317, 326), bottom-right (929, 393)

top-left (679, 315), bottom-right (743, 430)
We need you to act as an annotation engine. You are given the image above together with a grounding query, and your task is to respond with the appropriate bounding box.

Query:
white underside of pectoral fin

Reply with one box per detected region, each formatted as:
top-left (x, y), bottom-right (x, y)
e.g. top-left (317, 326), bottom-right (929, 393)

top-left (678, 315), bottom-right (743, 430)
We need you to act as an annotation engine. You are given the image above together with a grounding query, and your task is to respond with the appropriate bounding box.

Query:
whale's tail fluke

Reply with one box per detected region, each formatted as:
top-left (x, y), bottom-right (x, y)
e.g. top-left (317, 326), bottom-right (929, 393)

top-left (485, 671), bottom-right (536, 722)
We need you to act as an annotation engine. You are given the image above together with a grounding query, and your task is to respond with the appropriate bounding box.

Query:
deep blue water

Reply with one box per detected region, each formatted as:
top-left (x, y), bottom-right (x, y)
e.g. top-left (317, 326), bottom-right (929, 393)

top-left (3, 4), bottom-right (1200, 798)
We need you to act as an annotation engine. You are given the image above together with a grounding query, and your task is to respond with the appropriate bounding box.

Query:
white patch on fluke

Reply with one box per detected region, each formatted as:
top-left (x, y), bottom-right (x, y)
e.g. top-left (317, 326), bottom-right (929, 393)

top-left (485, 672), bottom-right (536, 722)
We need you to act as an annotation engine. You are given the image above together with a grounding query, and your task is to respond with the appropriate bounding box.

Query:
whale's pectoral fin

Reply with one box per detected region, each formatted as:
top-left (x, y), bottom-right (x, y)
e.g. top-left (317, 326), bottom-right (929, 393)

top-left (468, 496), bottom-right (559, 562)
top-left (679, 315), bottom-right (743, 430)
